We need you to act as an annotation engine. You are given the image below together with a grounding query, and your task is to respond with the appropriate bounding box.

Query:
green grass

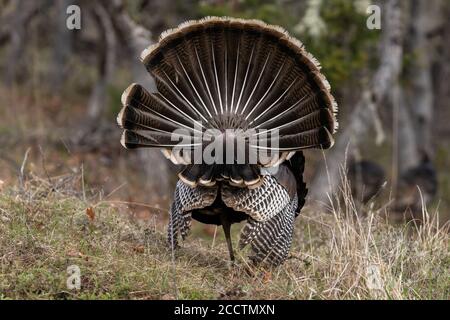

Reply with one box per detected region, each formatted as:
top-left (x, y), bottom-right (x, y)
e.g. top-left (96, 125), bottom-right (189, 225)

top-left (0, 174), bottom-right (449, 300)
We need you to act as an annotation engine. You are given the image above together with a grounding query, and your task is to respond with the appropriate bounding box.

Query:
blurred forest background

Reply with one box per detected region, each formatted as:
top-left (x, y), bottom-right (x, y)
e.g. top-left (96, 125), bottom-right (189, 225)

top-left (0, 0), bottom-right (449, 230)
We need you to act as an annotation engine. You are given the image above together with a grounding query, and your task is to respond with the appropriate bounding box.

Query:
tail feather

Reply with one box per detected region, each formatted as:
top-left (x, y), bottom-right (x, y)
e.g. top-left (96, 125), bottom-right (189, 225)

top-left (255, 108), bottom-right (334, 136)
top-left (179, 165), bottom-right (205, 187)
top-left (121, 130), bottom-right (201, 149)
top-left (118, 105), bottom-right (190, 134)
top-left (254, 126), bottom-right (334, 151)
top-left (153, 75), bottom-right (211, 123)
top-left (199, 165), bottom-right (215, 185)
top-left (278, 126), bottom-right (334, 150)
top-left (120, 83), bottom-right (200, 128)
top-left (253, 88), bottom-right (337, 132)
top-left (242, 58), bottom-right (295, 122)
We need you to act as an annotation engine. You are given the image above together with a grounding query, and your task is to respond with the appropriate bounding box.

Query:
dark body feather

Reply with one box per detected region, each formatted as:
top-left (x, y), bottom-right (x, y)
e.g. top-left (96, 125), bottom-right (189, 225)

top-left (348, 160), bottom-right (385, 204)
top-left (395, 153), bottom-right (438, 217)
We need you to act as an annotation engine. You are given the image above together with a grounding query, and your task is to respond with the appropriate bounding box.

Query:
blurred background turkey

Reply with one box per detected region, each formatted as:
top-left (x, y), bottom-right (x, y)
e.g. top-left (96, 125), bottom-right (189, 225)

top-left (0, 0), bottom-right (449, 235)
top-left (393, 151), bottom-right (438, 221)
top-left (347, 158), bottom-right (386, 206)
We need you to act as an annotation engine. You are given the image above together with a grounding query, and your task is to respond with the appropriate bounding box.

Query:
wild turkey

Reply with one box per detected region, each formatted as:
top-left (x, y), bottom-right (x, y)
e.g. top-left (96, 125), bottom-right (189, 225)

top-left (395, 151), bottom-right (438, 217)
top-left (347, 159), bottom-right (385, 204)
top-left (117, 17), bottom-right (338, 266)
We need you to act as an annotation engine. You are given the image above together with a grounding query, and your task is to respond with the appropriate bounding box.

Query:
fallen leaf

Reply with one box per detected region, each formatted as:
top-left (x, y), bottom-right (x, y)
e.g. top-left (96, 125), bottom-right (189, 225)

top-left (86, 207), bottom-right (95, 221)
top-left (262, 271), bottom-right (272, 283)
top-left (67, 250), bottom-right (83, 258)
top-left (133, 245), bottom-right (145, 253)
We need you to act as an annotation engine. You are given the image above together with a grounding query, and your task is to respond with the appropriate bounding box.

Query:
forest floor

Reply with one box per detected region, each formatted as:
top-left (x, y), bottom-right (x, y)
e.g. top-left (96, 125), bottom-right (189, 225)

top-left (0, 172), bottom-right (448, 300)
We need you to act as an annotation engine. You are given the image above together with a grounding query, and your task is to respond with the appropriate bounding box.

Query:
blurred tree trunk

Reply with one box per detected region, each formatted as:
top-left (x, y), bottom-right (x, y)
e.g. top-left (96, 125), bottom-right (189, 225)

top-left (402, 0), bottom-right (443, 157)
top-left (390, 0), bottom-right (445, 209)
top-left (102, 0), bottom-right (172, 201)
top-left (3, 0), bottom-right (41, 86)
top-left (309, 0), bottom-right (404, 204)
top-left (391, 83), bottom-right (418, 191)
top-left (104, 0), bottom-right (156, 91)
top-left (49, 0), bottom-right (74, 91)
top-left (393, 0), bottom-right (444, 185)
top-left (434, 3), bottom-right (450, 138)
top-left (86, 3), bottom-right (117, 122)
top-left (0, 2), bottom-right (14, 46)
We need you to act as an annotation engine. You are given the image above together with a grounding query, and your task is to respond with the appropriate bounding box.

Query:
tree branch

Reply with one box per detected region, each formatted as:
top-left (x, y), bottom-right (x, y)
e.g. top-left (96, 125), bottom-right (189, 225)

top-left (309, 0), bottom-right (404, 203)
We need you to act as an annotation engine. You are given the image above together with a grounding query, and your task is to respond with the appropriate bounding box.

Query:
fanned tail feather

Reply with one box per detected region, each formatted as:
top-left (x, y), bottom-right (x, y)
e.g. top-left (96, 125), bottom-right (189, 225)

top-left (118, 17), bottom-right (338, 180)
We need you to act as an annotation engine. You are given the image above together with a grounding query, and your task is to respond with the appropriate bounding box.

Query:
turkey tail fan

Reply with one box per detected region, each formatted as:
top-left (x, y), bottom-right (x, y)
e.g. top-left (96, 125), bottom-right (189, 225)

top-left (118, 17), bottom-right (338, 165)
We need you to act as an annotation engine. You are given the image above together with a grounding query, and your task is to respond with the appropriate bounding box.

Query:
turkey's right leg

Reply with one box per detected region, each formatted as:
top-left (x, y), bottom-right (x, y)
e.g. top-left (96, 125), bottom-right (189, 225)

top-left (220, 212), bottom-right (235, 262)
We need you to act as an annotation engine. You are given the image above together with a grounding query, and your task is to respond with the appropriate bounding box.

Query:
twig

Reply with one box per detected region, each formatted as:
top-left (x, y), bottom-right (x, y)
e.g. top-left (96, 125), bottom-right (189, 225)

top-left (211, 226), bottom-right (218, 249)
top-left (38, 145), bottom-right (52, 185)
top-left (94, 200), bottom-right (168, 213)
top-left (81, 163), bottom-right (86, 203)
top-left (19, 147), bottom-right (31, 190)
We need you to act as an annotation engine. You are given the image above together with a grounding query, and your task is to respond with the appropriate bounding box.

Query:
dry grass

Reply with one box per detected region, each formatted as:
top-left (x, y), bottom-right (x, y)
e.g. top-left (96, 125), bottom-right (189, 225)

top-left (0, 172), bottom-right (448, 300)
